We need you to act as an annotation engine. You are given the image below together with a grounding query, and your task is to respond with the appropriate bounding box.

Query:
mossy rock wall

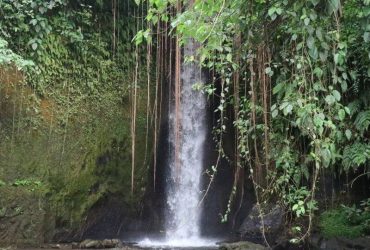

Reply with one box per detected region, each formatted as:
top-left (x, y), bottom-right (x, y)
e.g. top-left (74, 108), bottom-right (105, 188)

top-left (0, 187), bottom-right (47, 247)
top-left (0, 67), bottom-right (151, 244)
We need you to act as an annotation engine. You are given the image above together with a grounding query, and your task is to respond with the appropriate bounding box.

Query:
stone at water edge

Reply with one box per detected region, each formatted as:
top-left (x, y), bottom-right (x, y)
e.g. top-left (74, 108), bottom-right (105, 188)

top-left (309, 235), bottom-right (370, 250)
top-left (77, 238), bottom-right (122, 249)
top-left (219, 241), bottom-right (267, 250)
top-left (102, 239), bottom-right (122, 248)
top-left (78, 239), bottom-right (100, 249)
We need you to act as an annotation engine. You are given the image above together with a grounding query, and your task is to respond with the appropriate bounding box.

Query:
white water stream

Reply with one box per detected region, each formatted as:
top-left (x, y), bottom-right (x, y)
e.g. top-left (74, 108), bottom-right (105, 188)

top-left (165, 39), bottom-right (208, 245)
top-left (139, 40), bottom-right (216, 248)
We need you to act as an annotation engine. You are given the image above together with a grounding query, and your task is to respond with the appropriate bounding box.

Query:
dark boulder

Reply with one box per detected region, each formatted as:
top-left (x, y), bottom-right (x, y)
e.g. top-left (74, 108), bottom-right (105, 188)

top-left (77, 195), bottom-right (138, 240)
top-left (239, 204), bottom-right (284, 244)
top-left (309, 235), bottom-right (370, 250)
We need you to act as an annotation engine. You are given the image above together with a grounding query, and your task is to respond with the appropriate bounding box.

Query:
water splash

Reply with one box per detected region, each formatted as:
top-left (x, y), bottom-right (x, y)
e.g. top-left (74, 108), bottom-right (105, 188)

top-left (139, 237), bottom-right (216, 248)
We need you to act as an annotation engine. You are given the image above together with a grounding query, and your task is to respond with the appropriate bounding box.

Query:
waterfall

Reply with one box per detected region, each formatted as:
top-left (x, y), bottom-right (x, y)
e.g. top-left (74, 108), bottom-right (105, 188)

top-left (166, 39), bottom-right (206, 241)
top-left (138, 39), bottom-right (216, 248)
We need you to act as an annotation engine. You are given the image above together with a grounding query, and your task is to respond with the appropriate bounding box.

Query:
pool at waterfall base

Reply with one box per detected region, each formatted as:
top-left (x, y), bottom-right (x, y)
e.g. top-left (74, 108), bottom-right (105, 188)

top-left (137, 237), bottom-right (219, 249)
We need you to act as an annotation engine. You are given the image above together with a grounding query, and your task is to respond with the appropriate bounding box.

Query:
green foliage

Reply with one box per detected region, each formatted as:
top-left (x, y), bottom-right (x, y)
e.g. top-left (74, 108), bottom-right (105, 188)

top-left (320, 209), bottom-right (365, 239)
top-left (12, 179), bottom-right (44, 192)
top-left (0, 37), bottom-right (34, 69)
top-left (320, 203), bottom-right (370, 239)
top-left (343, 142), bottom-right (370, 171)
top-left (354, 110), bottom-right (370, 134)
top-left (139, 0), bottom-right (370, 241)
top-left (0, 0), bottom-right (66, 56)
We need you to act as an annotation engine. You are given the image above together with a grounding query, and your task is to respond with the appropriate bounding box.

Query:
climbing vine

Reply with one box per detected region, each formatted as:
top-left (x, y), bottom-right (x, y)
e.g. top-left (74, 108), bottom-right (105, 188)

top-left (136, 0), bottom-right (370, 243)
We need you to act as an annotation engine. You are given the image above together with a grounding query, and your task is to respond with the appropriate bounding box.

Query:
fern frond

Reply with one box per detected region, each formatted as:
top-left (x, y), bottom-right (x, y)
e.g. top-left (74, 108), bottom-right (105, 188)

top-left (354, 110), bottom-right (370, 134)
top-left (342, 142), bottom-right (370, 171)
top-left (347, 100), bottom-right (361, 117)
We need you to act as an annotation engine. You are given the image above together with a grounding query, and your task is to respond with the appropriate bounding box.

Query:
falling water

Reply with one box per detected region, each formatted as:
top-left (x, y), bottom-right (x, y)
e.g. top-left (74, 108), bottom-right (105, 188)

top-left (166, 39), bottom-right (207, 242)
top-left (138, 40), bottom-right (216, 248)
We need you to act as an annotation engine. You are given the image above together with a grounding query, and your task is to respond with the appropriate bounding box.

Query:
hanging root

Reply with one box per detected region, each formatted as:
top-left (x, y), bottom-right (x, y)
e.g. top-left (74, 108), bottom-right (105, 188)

top-left (131, 9), bottom-right (139, 195)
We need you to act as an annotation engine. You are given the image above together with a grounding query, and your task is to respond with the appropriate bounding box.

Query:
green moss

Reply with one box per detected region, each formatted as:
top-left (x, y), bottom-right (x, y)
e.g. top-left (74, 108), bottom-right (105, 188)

top-left (0, 87), bottom-right (150, 233)
top-left (0, 186), bottom-right (47, 246)
top-left (319, 207), bottom-right (370, 239)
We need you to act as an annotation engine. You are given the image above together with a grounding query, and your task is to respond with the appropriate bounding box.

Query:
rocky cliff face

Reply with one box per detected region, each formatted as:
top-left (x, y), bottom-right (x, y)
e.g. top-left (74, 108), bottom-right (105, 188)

top-left (0, 67), bottom-right (148, 246)
top-left (0, 186), bottom-right (50, 247)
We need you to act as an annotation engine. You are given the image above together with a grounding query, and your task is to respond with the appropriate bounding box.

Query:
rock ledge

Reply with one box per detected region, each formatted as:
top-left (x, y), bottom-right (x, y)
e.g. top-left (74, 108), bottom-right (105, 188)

top-left (73, 239), bottom-right (122, 249)
top-left (219, 241), bottom-right (266, 250)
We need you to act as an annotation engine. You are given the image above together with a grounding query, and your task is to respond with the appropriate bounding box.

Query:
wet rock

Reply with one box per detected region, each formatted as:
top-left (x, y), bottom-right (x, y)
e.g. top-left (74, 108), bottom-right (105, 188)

top-left (78, 196), bottom-right (134, 239)
top-left (50, 244), bottom-right (61, 249)
top-left (72, 242), bottom-right (79, 249)
top-left (321, 238), bottom-right (342, 249)
top-left (102, 239), bottom-right (121, 248)
top-left (239, 204), bottom-right (284, 243)
top-left (309, 235), bottom-right (370, 250)
top-left (79, 238), bottom-right (122, 249)
top-left (79, 239), bottom-right (101, 248)
top-left (0, 187), bottom-right (46, 247)
top-left (219, 241), bottom-right (267, 250)
top-left (52, 228), bottom-right (72, 242)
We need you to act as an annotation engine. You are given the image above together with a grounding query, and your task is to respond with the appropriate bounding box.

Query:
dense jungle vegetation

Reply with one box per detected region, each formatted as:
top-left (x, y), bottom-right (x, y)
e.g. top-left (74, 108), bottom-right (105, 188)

top-left (137, 0), bottom-right (370, 244)
top-left (0, 0), bottom-right (151, 243)
top-left (0, 0), bottom-right (370, 247)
